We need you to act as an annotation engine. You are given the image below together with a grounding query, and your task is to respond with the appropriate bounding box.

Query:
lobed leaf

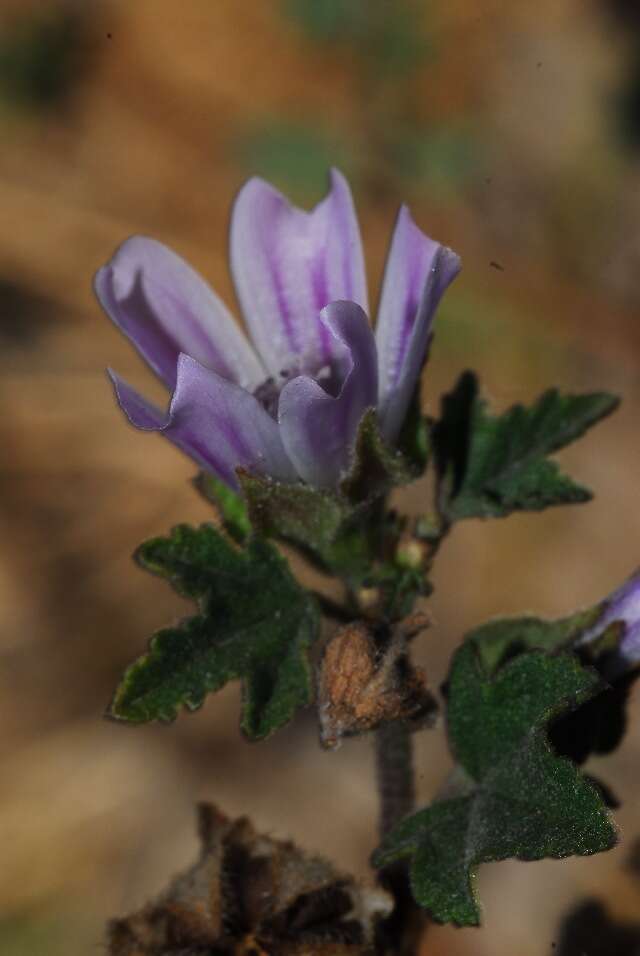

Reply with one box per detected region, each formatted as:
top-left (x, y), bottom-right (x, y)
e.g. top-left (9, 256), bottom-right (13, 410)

top-left (373, 644), bottom-right (616, 925)
top-left (111, 525), bottom-right (320, 740)
top-left (466, 607), bottom-right (640, 765)
top-left (432, 371), bottom-right (619, 521)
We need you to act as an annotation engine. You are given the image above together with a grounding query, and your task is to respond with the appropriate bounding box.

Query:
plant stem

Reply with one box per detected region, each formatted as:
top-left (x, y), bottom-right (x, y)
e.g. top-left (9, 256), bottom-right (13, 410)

top-left (375, 720), bottom-right (425, 955)
top-left (375, 719), bottom-right (415, 840)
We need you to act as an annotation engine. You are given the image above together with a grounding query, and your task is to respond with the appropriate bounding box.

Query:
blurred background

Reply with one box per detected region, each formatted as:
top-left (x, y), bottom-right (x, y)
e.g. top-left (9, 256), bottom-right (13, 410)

top-left (1, 1), bottom-right (639, 953)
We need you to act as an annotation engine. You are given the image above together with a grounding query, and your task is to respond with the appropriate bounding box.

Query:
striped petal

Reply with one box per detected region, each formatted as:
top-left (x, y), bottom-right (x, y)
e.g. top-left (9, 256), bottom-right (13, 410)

top-left (96, 237), bottom-right (265, 393)
top-left (278, 301), bottom-right (378, 488)
top-left (376, 206), bottom-right (461, 442)
top-left (230, 169), bottom-right (368, 379)
top-left (109, 355), bottom-right (296, 489)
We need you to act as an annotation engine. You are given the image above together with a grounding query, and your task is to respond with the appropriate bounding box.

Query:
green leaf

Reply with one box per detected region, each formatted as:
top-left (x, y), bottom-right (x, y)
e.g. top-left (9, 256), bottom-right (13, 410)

top-left (110, 525), bottom-right (320, 740)
top-left (193, 472), bottom-right (251, 543)
top-left (467, 607), bottom-right (640, 765)
top-left (373, 644), bottom-right (616, 925)
top-left (432, 371), bottom-right (619, 520)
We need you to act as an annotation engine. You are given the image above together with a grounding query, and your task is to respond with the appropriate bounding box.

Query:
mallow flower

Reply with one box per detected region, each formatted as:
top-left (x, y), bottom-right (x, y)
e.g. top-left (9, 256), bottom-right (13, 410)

top-left (96, 170), bottom-right (460, 491)
top-left (579, 569), bottom-right (640, 673)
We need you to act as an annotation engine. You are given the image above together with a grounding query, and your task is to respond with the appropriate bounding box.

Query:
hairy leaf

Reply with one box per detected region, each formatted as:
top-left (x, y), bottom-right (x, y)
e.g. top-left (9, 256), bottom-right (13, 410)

top-left (110, 524), bottom-right (319, 740)
top-left (373, 645), bottom-right (616, 925)
top-left (467, 608), bottom-right (640, 764)
top-left (432, 371), bottom-right (619, 520)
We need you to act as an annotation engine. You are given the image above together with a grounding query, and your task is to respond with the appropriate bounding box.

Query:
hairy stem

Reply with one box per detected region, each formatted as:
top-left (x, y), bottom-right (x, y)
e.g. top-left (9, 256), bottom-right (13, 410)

top-left (375, 720), bottom-right (424, 955)
top-left (375, 719), bottom-right (415, 839)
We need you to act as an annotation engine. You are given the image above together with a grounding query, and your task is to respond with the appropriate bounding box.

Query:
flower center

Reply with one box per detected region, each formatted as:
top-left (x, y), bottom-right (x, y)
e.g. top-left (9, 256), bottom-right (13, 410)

top-left (253, 374), bottom-right (285, 418)
top-left (253, 363), bottom-right (343, 418)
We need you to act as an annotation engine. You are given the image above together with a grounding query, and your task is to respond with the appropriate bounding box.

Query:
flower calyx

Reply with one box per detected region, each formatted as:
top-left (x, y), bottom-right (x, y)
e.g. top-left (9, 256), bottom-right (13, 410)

top-left (108, 803), bottom-right (393, 956)
top-left (317, 616), bottom-right (437, 750)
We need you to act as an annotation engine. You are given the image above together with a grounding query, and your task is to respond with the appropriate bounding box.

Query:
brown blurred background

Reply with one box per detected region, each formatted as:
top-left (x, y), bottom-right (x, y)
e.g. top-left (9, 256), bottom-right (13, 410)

top-left (1, 1), bottom-right (639, 953)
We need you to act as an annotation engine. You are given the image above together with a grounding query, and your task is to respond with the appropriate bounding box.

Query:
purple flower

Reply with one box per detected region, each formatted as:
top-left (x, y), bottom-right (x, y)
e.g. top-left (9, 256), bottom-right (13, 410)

top-left (579, 569), bottom-right (640, 672)
top-left (96, 170), bottom-right (460, 490)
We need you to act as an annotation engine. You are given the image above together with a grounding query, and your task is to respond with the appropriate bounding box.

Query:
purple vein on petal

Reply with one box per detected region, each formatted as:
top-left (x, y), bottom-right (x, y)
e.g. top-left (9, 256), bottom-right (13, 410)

top-left (168, 354), bottom-right (297, 483)
top-left (151, 277), bottom-right (236, 381)
top-left (376, 206), bottom-right (436, 395)
top-left (108, 355), bottom-right (297, 490)
top-left (230, 171), bottom-right (368, 379)
top-left (108, 369), bottom-right (238, 486)
top-left (95, 236), bottom-right (265, 393)
top-left (213, 408), bottom-right (255, 462)
top-left (310, 249), bottom-right (333, 365)
top-left (278, 301), bottom-right (377, 487)
top-left (376, 206), bottom-right (461, 441)
top-left (265, 234), bottom-right (299, 356)
top-left (170, 428), bottom-right (238, 487)
top-left (393, 242), bottom-right (427, 390)
top-left (96, 267), bottom-right (183, 391)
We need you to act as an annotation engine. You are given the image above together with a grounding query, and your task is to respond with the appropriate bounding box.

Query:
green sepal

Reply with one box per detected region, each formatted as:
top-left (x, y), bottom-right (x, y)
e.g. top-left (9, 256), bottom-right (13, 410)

top-left (467, 607), bottom-right (603, 676)
top-left (373, 644), bottom-right (616, 926)
top-left (432, 371), bottom-right (619, 521)
top-left (341, 407), bottom-right (427, 504)
top-left (193, 472), bottom-right (251, 543)
top-left (237, 470), bottom-right (372, 582)
top-left (396, 387), bottom-right (431, 476)
top-left (109, 524), bottom-right (320, 740)
top-left (238, 411), bottom-right (422, 586)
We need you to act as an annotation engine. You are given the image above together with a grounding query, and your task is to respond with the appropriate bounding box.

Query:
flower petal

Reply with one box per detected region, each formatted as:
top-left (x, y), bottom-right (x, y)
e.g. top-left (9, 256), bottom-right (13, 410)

top-left (621, 622), bottom-right (640, 666)
top-left (278, 301), bottom-right (378, 488)
top-left (376, 206), bottom-right (461, 441)
top-left (109, 355), bottom-right (297, 489)
top-left (230, 168), bottom-right (368, 378)
top-left (95, 237), bottom-right (265, 392)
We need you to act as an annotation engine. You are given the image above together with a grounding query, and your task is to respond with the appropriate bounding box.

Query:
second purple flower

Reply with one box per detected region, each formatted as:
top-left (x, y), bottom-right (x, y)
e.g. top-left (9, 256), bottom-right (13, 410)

top-left (96, 170), bottom-right (460, 490)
